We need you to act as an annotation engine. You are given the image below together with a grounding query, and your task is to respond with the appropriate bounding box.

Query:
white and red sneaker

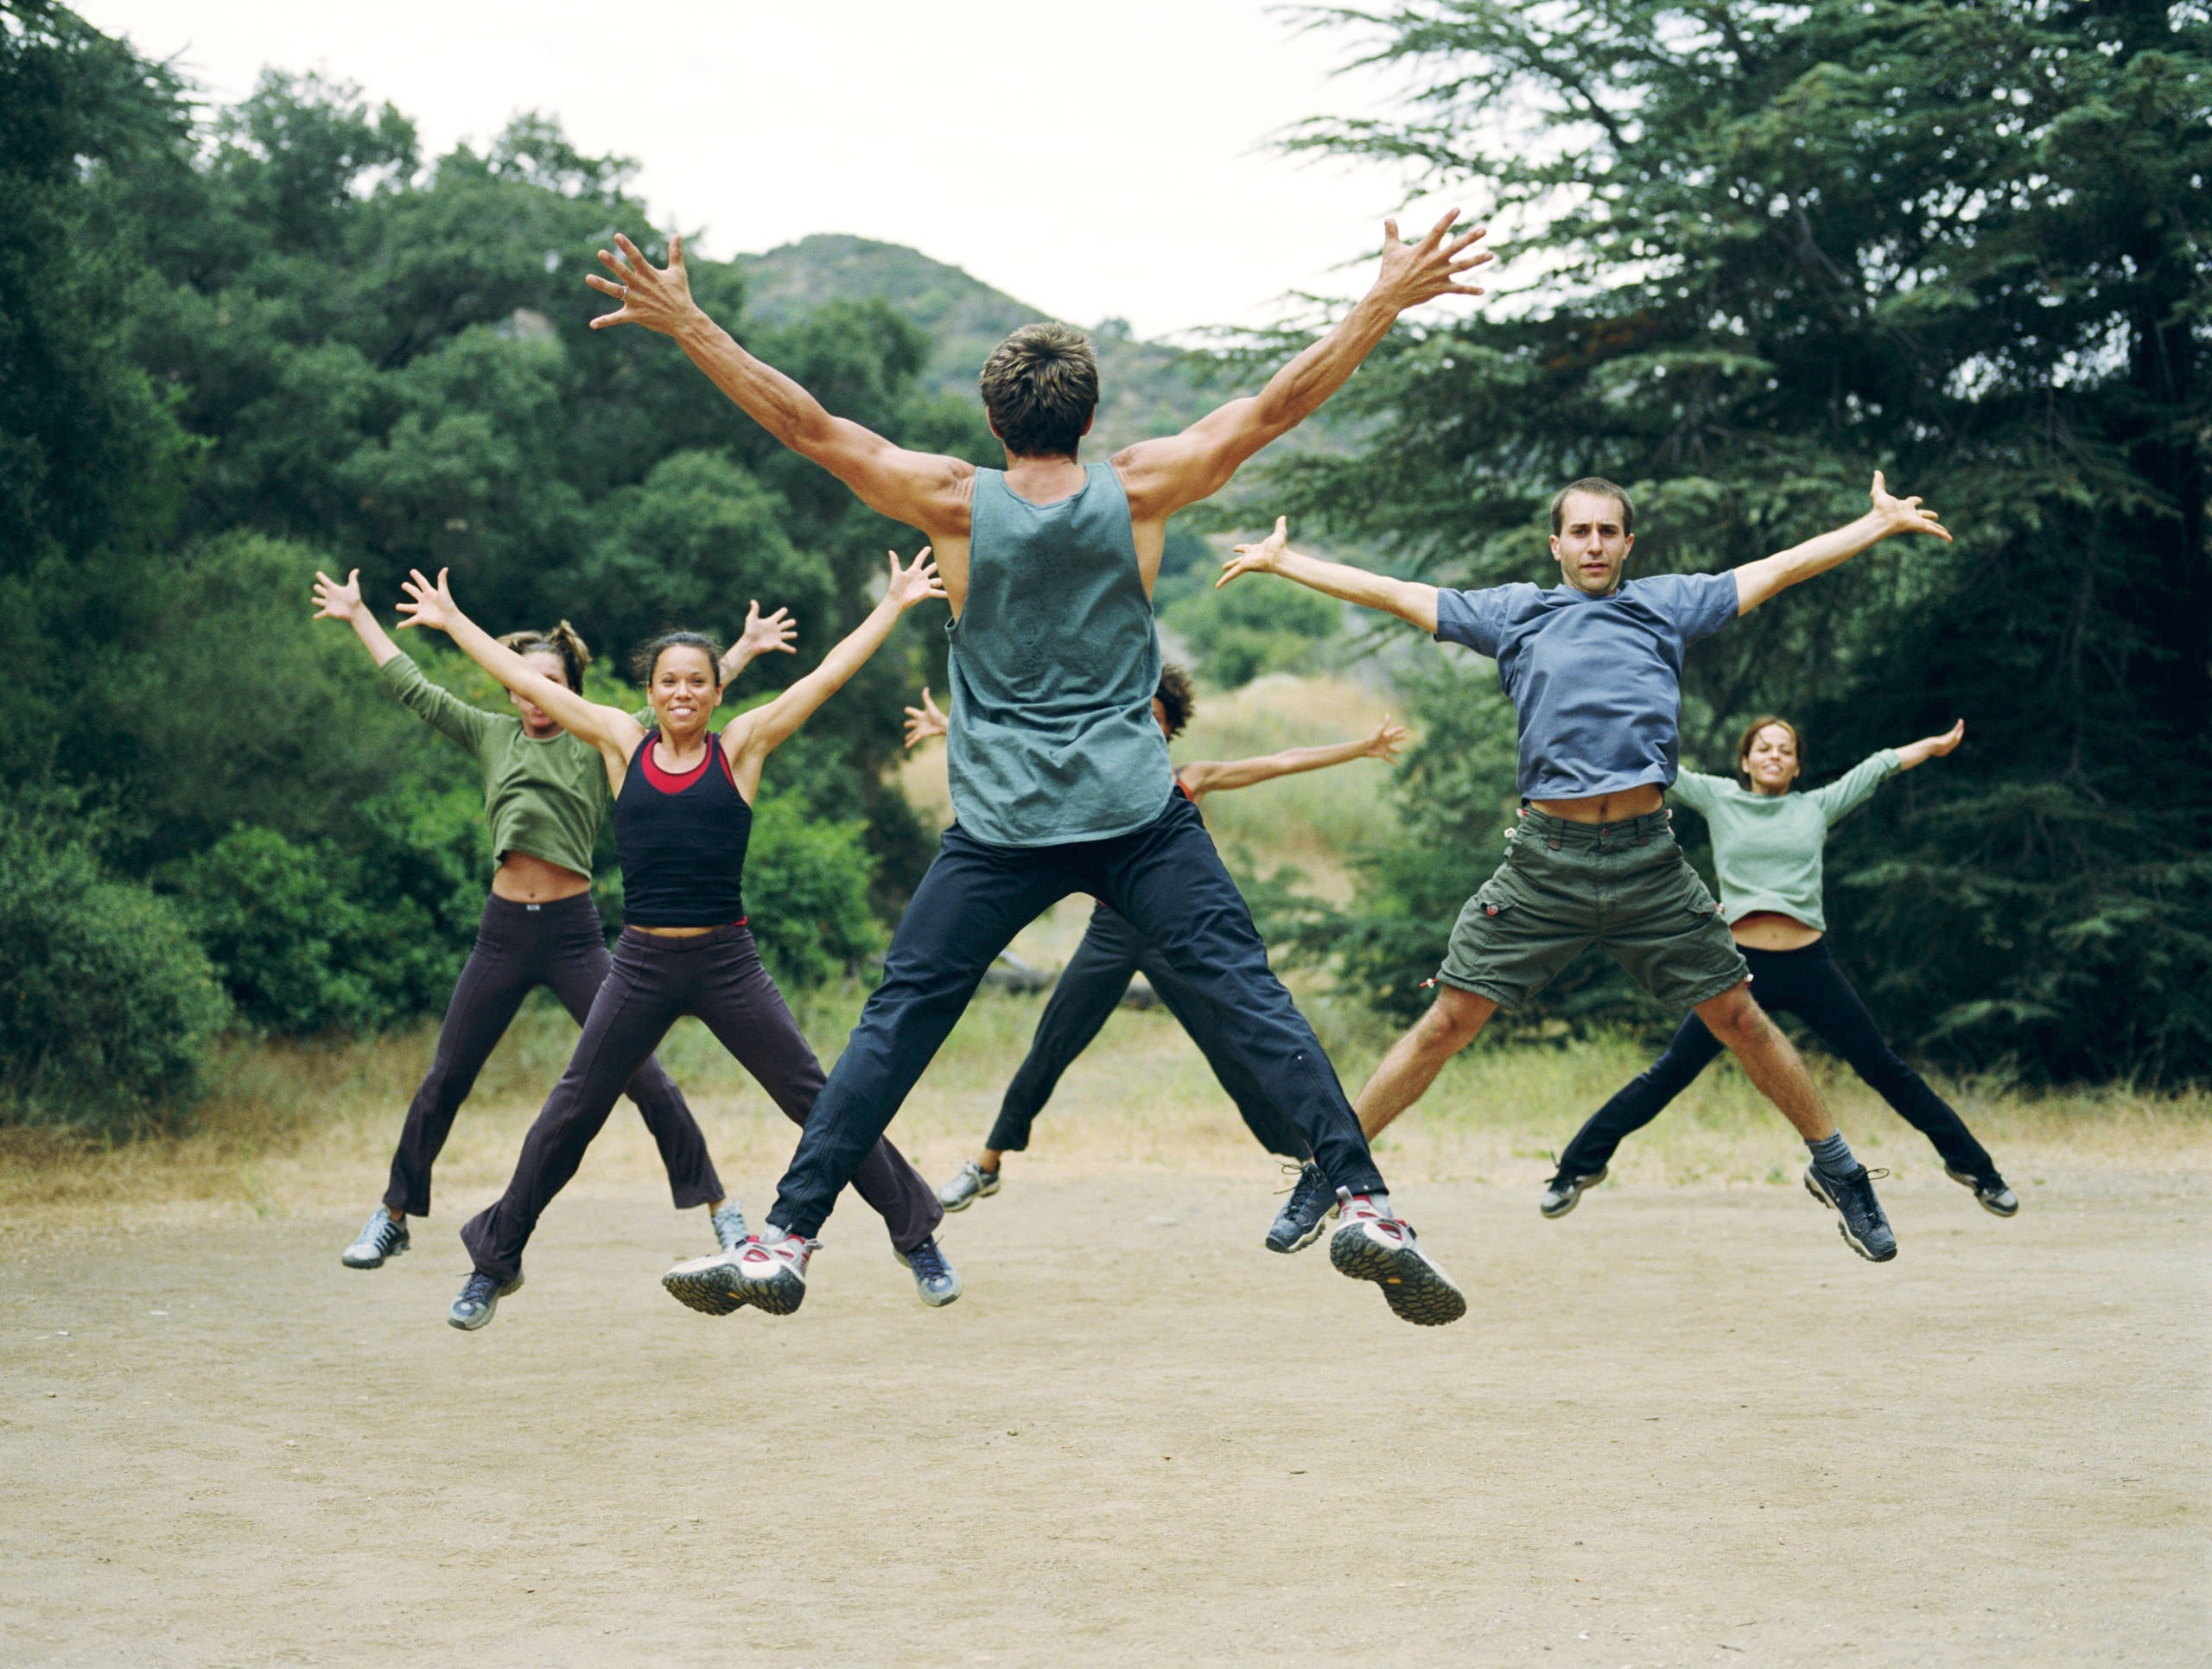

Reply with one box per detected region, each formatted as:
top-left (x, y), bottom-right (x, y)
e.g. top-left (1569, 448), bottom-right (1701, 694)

top-left (1328, 1190), bottom-right (1467, 1327)
top-left (726, 1226), bottom-right (817, 1316)
top-left (662, 1247), bottom-right (746, 1317)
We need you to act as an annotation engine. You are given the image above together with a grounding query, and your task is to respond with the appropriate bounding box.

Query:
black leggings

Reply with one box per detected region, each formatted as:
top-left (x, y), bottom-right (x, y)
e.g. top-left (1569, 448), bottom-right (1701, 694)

top-left (383, 892), bottom-right (717, 1217)
top-left (461, 923), bottom-right (941, 1283)
top-left (1558, 937), bottom-right (1999, 1180)
top-left (988, 901), bottom-right (1307, 1160)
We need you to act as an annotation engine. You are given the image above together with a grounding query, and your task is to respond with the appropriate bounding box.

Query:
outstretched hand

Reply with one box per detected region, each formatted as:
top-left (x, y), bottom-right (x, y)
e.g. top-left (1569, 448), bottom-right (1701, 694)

top-left (587, 232), bottom-right (698, 335)
top-left (735, 600), bottom-right (799, 659)
top-left (1363, 715), bottom-right (1410, 763)
top-left (884, 547), bottom-right (947, 611)
top-left (1373, 209), bottom-right (1491, 313)
top-left (1924, 719), bottom-right (1966, 758)
top-left (902, 686), bottom-right (948, 750)
top-left (1218, 517), bottom-right (1292, 589)
top-left (396, 568), bottom-right (461, 634)
top-left (312, 568), bottom-right (365, 623)
top-left (1870, 471), bottom-right (1951, 542)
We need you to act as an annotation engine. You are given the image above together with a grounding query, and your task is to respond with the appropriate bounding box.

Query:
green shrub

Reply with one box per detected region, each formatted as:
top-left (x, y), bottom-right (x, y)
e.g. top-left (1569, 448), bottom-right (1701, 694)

top-left (0, 801), bottom-right (230, 1133)
top-left (1163, 577), bottom-right (1339, 689)
top-left (744, 792), bottom-right (884, 989)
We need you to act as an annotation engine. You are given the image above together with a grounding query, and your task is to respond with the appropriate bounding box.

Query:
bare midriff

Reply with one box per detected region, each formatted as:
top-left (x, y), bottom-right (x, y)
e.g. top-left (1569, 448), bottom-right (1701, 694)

top-left (631, 923), bottom-right (722, 938)
top-left (490, 849), bottom-right (593, 904)
top-left (1529, 784), bottom-right (1665, 825)
top-left (1729, 910), bottom-right (1824, 952)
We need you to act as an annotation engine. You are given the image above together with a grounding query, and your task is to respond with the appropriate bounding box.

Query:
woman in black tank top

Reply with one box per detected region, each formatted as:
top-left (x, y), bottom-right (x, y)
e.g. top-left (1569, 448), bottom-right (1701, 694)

top-left (393, 551), bottom-right (960, 1329)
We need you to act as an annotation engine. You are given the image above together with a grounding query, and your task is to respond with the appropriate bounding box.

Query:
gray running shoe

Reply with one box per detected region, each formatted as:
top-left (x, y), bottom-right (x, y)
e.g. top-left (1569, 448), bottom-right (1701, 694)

top-left (448, 1269), bottom-right (524, 1331)
top-left (1328, 1190), bottom-right (1467, 1327)
top-left (712, 1200), bottom-right (750, 1252)
top-left (894, 1235), bottom-right (963, 1307)
top-left (341, 1209), bottom-right (409, 1269)
top-left (663, 1247), bottom-right (746, 1316)
top-left (1945, 1164), bottom-right (2020, 1217)
top-left (1539, 1167), bottom-right (1607, 1219)
top-left (1265, 1162), bottom-right (1338, 1254)
top-left (938, 1159), bottom-right (1001, 1212)
top-left (1803, 1164), bottom-right (1898, 1262)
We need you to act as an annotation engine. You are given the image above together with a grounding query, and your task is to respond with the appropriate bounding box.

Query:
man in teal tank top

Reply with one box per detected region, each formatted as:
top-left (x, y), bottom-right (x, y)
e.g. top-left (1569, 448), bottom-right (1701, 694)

top-left (588, 213), bottom-right (1493, 1325)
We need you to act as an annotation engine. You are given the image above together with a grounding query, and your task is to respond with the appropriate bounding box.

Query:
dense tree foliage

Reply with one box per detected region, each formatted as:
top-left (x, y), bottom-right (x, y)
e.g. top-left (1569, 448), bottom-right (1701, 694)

top-left (1256, 0), bottom-right (2211, 1080)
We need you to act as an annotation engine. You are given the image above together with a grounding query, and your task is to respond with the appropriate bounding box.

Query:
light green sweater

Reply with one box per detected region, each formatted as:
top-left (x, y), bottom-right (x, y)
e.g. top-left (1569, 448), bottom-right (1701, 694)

top-left (1669, 750), bottom-right (1902, 931)
top-left (381, 653), bottom-right (623, 881)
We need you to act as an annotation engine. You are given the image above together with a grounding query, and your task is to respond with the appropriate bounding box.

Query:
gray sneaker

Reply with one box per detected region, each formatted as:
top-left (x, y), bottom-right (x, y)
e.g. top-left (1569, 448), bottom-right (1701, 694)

top-left (712, 1200), bottom-right (750, 1252)
top-left (1539, 1167), bottom-right (1607, 1219)
top-left (1803, 1164), bottom-right (1898, 1262)
top-left (894, 1235), bottom-right (963, 1307)
top-left (448, 1269), bottom-right (524, 1331)
top-left (938, 1159), bottom-right (1001, 1212)
top-left (1264, 1162), bottom-right (1338, 1253)
top-left (342, 1209), bottom-right (409, 1269)
top-left (1945, 1164), bottom-right (2020, 1217)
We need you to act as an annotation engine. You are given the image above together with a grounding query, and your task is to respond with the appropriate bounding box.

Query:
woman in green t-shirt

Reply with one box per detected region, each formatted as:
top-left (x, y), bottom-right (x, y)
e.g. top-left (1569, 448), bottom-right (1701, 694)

top-left (1542, 714), bottom-right (2017, 1222)
top-left (312, 568), bottom-right (795, 1273)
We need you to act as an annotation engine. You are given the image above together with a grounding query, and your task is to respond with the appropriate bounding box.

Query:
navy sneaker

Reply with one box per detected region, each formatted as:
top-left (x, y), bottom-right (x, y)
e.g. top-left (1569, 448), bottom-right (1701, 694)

top-left (342, 1209), bottom-right (409, 1269)
top-left (1265, 1162), bottom-right (1338, 1254)
top-left (938, 1160), bottom-right (1001, 1212)
top-left (448, 1269), bottom-right (524, 1331)
top-left (1945, 1164), bottom-right (2019, 1217)
top-left (1539, 1166), bottom-right (1607, 1220)
top-left (1803, 1164), bottom-right (1898, 1262)
top-left (894, 1235), bottom-right (963, 1307)
top-left (1328, 1191), bottom-right (1467, 1326)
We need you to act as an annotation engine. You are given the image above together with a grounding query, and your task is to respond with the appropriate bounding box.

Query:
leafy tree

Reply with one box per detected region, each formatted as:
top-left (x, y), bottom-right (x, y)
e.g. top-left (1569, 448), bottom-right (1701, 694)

top-left (1264, 0), bottom-right (2212, 1079)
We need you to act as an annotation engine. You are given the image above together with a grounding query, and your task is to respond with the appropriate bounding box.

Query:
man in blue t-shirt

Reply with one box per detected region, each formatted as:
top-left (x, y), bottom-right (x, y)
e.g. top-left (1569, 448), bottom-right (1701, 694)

top-left (1217, 473), bottom-right (1953, 1263)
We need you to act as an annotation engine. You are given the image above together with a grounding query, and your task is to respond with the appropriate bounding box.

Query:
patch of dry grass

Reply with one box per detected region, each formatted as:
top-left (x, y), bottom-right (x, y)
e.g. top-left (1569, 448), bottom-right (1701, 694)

top-left (5, 985), bottom-right (2205, 1235)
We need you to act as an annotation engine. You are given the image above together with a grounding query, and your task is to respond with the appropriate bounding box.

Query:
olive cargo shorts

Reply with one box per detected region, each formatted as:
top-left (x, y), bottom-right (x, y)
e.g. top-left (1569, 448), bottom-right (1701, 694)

top-left (1438, 808), bottom-right (1748, 1012)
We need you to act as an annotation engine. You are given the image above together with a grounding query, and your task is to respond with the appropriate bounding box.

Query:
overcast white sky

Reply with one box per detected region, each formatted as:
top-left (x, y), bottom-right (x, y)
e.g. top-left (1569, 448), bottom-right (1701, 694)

top-left (79, 0), bottom-right (1482, 340)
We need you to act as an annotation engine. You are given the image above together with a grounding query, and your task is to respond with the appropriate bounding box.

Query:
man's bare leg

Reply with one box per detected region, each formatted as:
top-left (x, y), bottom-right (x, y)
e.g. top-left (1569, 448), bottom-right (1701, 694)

top-left (1353, 987), bottom-right (1499, 1139)
top-left (1691, 980), bottom-right (1834, 1139)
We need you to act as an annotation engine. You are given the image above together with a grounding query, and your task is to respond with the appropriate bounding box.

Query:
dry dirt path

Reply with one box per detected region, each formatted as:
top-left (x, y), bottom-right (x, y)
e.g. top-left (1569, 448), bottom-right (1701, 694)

top-left (2, 1170), bottom-right (2204, 1666)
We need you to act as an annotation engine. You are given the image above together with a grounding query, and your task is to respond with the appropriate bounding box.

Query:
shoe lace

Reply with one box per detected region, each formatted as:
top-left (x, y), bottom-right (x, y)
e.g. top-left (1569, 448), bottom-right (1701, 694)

top-left (458, 1272), bottom-right (498, 1307)
top-left (906, 1239), bottom-right (948, 1281)
top-left (1274, 1161), bottom-right (1305, 1196)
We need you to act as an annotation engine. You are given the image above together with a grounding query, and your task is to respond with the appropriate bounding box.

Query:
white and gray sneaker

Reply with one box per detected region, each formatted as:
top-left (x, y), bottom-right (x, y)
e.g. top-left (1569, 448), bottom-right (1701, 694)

top-left (448, 1269), bottom-right (523, 1331)
top-left (938, 1159), bottom-right (1001, 1212)
top-left (712, 1200), bottom-right (750, 1252)
top-left (1539, 1167), bottom-right (1608, 1219)
top-left (894, 1235), bottom-right (963, 1307)
top-left (1327, 1190), bottom-right (1467, 1327)
top-left (1945, 1164), bottom-right (2020, 1217)
top-left (342, 1209), bottom-right (409, 1269)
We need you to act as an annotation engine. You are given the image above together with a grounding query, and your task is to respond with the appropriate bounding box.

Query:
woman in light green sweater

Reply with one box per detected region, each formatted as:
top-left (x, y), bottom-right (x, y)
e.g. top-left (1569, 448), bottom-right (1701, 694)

top-left (1542, 714), bottom-right (2018, 1221)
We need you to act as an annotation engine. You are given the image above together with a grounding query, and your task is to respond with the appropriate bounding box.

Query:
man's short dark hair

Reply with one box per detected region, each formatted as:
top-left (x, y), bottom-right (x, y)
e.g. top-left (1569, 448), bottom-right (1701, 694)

top-left (1155, 663), bottom-right (1196, 739)
top-left (978, 323), bottom-right (1099, 458)
top-left (1550, 477), bottom-right (1636, 536)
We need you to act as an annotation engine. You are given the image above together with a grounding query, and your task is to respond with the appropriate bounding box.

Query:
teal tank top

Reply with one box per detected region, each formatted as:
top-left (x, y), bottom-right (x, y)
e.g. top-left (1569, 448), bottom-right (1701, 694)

top-left (945, 464), bottom-right (1173, 847)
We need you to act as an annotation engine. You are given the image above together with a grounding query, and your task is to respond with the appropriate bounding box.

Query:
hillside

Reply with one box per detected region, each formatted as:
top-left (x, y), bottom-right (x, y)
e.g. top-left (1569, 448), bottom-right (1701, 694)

top-left (736, 234), bottom-right (1217, 455)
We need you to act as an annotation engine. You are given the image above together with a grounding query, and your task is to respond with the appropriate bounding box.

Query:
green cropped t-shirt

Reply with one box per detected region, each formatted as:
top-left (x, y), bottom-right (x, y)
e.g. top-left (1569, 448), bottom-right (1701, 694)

top-left (1668, 750), bottom-right (1902, 932)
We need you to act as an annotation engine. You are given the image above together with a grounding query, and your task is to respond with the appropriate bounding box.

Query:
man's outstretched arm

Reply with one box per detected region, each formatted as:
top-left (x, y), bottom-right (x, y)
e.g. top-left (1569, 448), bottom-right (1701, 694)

top-left (588, 233), bottom-right (972, 536)
top-left (1215, 517), bottom-right (1439, 632)
top-left (1732, 472), bottom-right (1952, 615)
top-left (1115, 212), bottom-right (1491, 521)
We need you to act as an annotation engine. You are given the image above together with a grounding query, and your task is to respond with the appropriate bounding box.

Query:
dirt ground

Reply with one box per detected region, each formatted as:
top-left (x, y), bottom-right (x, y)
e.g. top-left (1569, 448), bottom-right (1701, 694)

top-left (3, 1140), bottom-right (2204, 1666)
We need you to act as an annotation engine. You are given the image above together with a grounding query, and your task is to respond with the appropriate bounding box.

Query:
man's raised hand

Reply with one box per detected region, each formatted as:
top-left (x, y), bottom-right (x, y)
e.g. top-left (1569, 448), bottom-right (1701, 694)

top-left (903, 686), bottom-right (949, 750)
top-left (1217, 517), bottom-right (1293, 589)
top-left (312, 568), bottom-right (365, 623)
top-left (1373, 210), bottom-right (1491, 314)
top-left (885, 548), bottom-right (947, 612)
top-left (396, 568), bottom-right (461, 634)
top-left (1870, 471), bottom-right (1952, 543)
top-left (587, 232), bottom-right (698, 335)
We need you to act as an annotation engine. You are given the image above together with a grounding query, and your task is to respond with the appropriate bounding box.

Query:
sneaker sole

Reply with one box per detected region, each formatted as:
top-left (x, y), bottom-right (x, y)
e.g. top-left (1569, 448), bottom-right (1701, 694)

top-left (341, 1241), bottom-right (405, 1269)
top-left (1329, 1224), bottom-right (1468, 1326)
top-left (733, 1272), bottom-right (806, 1317)
top-left (938, 1184), bottom-right (1000, 1214)
top-left (1802, 1170), bottom-right (1897, 1263)
top-left (662, 1260), bottom-right (747, 1317)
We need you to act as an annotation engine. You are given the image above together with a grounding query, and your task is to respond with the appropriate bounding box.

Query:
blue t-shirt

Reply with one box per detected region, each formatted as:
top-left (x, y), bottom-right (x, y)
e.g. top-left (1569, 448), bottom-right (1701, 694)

top-left (1433, 572), bottom-right (1740, 800)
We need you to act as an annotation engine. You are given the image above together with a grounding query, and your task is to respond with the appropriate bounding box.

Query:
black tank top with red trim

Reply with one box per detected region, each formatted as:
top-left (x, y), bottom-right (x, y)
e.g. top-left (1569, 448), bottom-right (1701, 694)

top-left (612, 731), bottom-right (753, 928)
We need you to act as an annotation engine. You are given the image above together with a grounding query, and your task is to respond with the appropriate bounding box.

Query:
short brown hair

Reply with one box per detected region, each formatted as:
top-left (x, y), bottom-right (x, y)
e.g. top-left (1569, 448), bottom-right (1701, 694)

top-left (1734, 714), bottom-right (1802, 785)
top-left (978, 323), bottom-right (1098, 458)
top-left (1550, 477), bottom-right (1635, 536)
top-left (499, 619), bottom-right (592, 692)
top-left (1154, 663), bottom-right (1196, 739)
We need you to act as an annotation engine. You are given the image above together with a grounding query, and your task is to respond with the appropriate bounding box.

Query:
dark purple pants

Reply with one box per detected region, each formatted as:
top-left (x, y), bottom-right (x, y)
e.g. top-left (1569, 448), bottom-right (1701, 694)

top-left (461, 923), bottom-right (942, 1282)
top-left (384, 893), bottom-right (718, 1217)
